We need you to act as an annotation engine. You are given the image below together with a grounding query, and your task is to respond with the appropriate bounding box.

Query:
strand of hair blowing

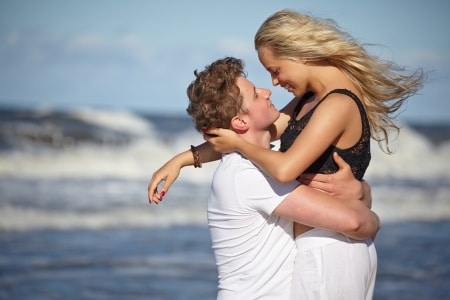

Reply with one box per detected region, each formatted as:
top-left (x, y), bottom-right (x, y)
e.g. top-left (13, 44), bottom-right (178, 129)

top-left (255, 9), bottom-right (426, 153)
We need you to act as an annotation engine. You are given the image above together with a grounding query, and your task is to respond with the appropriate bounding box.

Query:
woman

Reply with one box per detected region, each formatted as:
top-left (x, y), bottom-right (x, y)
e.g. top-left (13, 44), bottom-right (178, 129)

top-left (203, 10), bottom-right (425, 299)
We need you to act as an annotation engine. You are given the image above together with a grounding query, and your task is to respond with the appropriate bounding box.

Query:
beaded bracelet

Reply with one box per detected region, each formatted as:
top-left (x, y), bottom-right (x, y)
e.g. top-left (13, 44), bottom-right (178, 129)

top-left (191, 145), bottom-right (202, 168)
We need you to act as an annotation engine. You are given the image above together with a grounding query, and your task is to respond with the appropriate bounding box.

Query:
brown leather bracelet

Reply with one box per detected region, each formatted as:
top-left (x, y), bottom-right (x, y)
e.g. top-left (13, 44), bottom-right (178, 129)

top-left (191, 145), bottom-right (202, 168)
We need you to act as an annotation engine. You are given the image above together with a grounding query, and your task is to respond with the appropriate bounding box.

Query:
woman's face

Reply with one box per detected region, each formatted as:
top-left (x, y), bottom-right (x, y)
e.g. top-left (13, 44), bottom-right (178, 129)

top-left (257, 45), bottom-right (308, 97)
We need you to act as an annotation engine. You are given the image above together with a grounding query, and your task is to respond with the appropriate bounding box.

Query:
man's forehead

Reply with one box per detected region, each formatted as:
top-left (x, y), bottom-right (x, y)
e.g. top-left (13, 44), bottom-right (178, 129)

top-left (236, 76), bottom-right (253, 95)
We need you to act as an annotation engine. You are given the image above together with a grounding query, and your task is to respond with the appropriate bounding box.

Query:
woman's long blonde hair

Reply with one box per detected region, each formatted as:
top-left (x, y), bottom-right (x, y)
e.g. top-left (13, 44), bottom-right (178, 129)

top-left (255, 9), bottom-right (426, 153)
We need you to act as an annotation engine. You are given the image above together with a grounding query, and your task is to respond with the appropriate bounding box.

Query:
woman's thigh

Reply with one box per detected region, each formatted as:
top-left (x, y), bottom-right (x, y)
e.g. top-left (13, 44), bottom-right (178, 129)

top-left (291, 232), bottom-right (377, 300)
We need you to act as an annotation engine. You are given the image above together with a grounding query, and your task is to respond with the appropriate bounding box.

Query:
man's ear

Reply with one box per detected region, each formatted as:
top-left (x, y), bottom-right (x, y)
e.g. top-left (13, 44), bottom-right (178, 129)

top-left (230, 115), bottom-right (249, 133)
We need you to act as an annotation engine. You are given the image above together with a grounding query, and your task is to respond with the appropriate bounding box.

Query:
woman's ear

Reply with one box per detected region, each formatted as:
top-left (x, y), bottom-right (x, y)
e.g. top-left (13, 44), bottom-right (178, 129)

top-left (230, 115), bottom-right (249, 133)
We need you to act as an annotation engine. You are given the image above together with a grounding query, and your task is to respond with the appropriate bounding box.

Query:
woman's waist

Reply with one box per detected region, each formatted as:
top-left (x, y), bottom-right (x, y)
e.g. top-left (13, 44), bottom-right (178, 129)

top-left (294, 228), bottom-right (349, 249)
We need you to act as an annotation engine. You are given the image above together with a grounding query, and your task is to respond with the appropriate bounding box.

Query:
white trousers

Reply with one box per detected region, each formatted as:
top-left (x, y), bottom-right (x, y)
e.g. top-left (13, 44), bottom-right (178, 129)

top-left (290, 228), bottom-right (377, 300)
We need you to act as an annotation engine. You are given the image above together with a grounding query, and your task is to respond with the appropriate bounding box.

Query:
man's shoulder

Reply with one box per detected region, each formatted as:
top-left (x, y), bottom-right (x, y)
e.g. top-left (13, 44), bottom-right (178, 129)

top-left (214, 153), bottom-right (266, 188)
top-left (221, 153), bottom-right (262, 175)
top-left (222, 152), bottom-right (257, 168)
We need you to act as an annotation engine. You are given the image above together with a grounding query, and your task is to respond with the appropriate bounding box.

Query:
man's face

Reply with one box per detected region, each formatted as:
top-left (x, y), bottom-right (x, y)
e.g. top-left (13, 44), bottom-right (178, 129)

top-left (236, 76), bottom-right (280, 131)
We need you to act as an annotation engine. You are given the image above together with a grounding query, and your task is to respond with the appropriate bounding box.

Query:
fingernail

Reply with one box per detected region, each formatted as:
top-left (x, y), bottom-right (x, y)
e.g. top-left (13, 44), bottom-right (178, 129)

top-left (160, 191), bottom-right (166, 198)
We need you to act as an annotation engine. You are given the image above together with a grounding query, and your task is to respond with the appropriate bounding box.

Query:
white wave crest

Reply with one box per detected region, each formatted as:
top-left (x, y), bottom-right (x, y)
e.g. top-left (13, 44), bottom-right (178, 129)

top-left (71, 108), bottom-right (153, 135)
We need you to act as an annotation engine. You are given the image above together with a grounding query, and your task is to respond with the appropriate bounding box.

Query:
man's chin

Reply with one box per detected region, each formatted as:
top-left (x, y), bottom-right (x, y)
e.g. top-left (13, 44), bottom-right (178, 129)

top-left (274, 111), bottom-right (281, 122)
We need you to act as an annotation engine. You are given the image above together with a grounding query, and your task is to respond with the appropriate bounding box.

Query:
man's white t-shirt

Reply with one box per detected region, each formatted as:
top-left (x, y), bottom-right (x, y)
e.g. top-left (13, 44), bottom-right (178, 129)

top-left (208, 152), bottom-right (299, 300)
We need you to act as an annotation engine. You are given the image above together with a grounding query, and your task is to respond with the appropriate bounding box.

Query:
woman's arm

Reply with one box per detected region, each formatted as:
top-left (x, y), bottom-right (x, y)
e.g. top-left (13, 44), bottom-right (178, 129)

top-left (206, 94), bottom-right (358, 182)
top-left (147, 142), bottom-right (220, 204)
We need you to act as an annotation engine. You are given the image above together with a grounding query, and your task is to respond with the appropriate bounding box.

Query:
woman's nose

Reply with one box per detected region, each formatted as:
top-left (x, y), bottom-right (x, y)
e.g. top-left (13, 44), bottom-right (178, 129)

top-left (271, 77), bottom-right (279, 86)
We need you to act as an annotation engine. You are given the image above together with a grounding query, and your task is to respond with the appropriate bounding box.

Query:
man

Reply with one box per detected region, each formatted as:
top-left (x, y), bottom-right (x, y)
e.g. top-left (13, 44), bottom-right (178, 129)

top-left (148, 57), bottom-right (379, 299)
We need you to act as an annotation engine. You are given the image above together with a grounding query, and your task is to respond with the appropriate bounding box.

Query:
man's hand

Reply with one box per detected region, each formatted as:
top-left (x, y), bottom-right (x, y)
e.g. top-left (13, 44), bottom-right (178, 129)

top-left (298, 152), bottom-right (363, 201)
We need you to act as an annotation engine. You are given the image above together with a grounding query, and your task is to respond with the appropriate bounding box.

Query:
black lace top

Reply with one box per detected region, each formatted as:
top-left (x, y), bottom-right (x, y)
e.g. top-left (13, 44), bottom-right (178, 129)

top-left (279, 89), bottom-right (371, 180)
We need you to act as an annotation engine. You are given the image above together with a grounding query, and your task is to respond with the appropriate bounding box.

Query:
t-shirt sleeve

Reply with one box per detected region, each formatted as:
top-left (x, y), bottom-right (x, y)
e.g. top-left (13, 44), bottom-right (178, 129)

top-left (235, 163), bottom-right (299, 215)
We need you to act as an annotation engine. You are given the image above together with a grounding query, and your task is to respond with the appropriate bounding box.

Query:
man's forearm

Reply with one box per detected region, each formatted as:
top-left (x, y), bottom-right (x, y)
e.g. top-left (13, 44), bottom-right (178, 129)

top-left (360, 180), bottom-right (372, 208)
top-left (342, 202), bottom-right (380, 240)
top-left (274, 184), bottom-right (379, 239)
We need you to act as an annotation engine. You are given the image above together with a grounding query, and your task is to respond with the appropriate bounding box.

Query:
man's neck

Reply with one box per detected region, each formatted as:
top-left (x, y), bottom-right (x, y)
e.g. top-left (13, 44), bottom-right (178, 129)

top-left (240, 129), bottom-right (272, 149)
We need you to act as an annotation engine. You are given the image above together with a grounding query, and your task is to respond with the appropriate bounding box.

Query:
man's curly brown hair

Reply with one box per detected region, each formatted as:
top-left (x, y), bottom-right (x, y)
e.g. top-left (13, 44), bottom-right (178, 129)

top-left (186, 57), bottom-right (246, 132)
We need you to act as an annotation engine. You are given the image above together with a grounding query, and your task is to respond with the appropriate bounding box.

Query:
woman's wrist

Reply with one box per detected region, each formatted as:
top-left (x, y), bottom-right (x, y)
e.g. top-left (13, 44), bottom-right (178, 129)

top-left (190, 145), bottom-right (202, 168)
top-left (237, 136), bottom-right (254, 156)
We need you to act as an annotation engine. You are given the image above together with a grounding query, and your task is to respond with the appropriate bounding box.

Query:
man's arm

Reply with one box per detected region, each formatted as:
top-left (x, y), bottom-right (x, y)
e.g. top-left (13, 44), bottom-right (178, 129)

top-left (273, 152), bottom-right (380, 240)
top-left (299, 152), bottom-right (372, 208)
top-left (273, 184), bottom-right (380, 240)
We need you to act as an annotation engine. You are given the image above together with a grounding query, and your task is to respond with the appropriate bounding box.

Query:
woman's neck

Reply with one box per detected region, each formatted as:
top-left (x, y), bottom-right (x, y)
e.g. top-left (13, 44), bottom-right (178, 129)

top-left (308, 65), bottom-right (353, 98)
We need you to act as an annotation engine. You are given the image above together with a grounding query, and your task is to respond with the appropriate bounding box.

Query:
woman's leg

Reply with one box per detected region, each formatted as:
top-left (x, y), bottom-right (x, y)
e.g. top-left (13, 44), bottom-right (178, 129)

top-left (291, 229), bottom-right (377, 300)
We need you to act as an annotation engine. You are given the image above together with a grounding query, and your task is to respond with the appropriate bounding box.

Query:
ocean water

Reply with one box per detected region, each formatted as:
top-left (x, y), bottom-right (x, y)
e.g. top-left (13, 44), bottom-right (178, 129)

top-left (0, 107), bottom-right (449, 299)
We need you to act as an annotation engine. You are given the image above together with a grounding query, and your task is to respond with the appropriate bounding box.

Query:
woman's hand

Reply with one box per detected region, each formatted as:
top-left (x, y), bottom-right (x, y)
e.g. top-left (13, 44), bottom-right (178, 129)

top-left (204, 128), bottom-right (242, 153)
top-left (148, 159), bottom-right (182, 204)
top-left (147, 142), bottom-right (221, 205)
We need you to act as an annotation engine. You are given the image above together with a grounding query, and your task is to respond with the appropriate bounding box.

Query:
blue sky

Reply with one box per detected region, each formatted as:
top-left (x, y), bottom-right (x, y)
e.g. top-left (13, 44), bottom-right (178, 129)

top-left (0, 0), bottom-right (449, 123)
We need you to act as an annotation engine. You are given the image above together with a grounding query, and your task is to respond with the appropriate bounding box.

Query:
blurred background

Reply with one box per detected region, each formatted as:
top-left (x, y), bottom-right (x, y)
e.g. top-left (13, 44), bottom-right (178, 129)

top-left (1, 0), bottom-right (449, 122)
top-left (0, 1), bottom-right (449, 299)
